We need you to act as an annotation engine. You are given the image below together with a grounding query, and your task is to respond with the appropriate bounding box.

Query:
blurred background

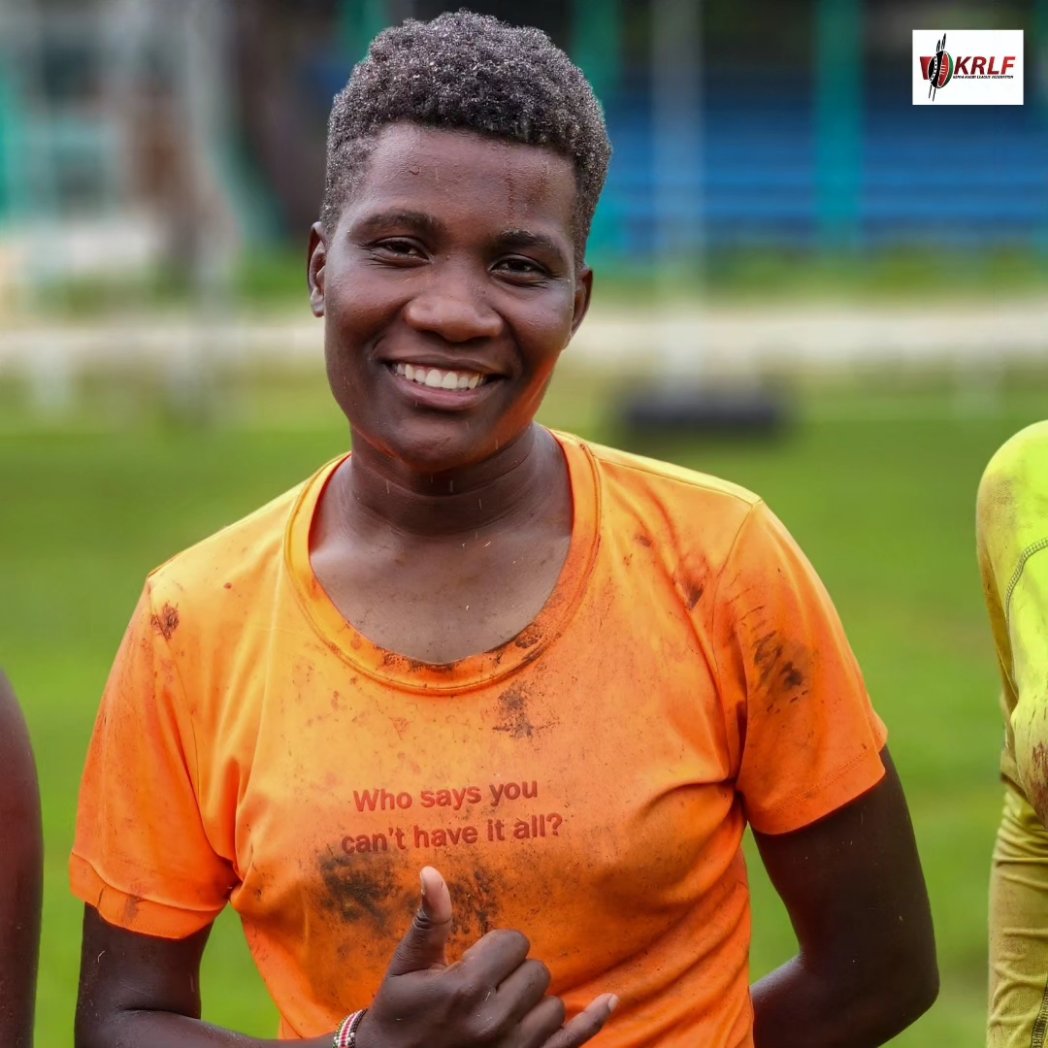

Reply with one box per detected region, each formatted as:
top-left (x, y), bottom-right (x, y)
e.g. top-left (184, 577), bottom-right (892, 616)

top-left (1, 0), bottom-right (1046, 1043)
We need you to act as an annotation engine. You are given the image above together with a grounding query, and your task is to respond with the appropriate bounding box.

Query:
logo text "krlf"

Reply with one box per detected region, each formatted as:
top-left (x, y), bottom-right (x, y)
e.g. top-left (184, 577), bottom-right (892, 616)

top-left (920, 55), bottom-right (1016, 77)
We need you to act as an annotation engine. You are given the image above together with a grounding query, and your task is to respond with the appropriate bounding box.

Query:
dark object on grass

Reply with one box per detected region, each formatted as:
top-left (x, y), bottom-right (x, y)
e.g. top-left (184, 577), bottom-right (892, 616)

top-left (617, 386), bottom-right (790, 438)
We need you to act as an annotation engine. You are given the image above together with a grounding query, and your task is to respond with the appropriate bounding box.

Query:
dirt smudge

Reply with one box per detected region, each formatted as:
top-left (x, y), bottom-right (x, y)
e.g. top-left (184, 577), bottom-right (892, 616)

top-left (1030, 744), bottom-right (1048, 816)
top-left (513, 625), bottom-right (542, 650)
top-left (407, 659), bottom-right (457, 674)
top-left (685, 581), bottom-right (704, 609)
top-left (448, 864), bottom-right (502, 950)
top-left (753, 632), bottom-right (785, 688)
top-left (122, 894), bottom-right (142, 924)
top-left (676, 574), bottom-right (705, 610)
top-left (753, 631), bottom-right (811, 710)
top-left (316, 850), bottom-right (406, 938)
top-left (780, 662), bottom-right (805, 689)
top-left (493, 687), bottom-right (537, 739)
top-left (151, 602), bottom-right (180, 640)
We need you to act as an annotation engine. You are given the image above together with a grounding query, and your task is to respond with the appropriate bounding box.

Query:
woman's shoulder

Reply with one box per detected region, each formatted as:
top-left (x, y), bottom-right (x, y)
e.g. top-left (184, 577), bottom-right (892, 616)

top-left (977, 421), bottom-right (1048, 552)
top-left (980, 421), bottom-right (1048, 492)
top-left (557, 430), bottom-right (761, 509)
top-left (143, 460), bottom-right (337, 620)
top-left (555, 431), bottom-right (768, 574)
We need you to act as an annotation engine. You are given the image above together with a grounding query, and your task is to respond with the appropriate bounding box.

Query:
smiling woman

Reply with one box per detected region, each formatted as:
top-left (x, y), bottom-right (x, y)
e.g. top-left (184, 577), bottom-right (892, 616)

top-left (308, 124), bottom-right (588, 481)
top-left (69, 11), bottom-right (937, 1048)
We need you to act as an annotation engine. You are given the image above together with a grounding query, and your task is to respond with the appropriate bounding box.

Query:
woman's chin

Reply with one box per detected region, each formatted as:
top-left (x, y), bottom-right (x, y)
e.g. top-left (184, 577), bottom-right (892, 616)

top-left (353, 420), bottom-right (533, 479)
top-left (357, 433), bottom-right (501, 480)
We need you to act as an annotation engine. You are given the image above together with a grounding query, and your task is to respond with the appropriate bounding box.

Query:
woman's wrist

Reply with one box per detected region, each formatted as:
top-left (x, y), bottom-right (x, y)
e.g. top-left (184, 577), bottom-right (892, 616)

top-left (333, 1009), bottom-right (367, 1048)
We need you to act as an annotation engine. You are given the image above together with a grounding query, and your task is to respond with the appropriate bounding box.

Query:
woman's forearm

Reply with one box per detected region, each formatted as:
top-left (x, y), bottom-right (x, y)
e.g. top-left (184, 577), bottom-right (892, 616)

top-left (77, 1012), bottom-right (332, 1048)
top-left (751, 954), bottom-right (936, 1048)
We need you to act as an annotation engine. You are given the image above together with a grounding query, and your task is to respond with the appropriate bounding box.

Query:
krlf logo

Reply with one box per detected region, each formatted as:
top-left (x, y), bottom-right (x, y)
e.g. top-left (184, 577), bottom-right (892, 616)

top-left (922, 34), bottom-right (952, 98)
top-left (912, 30), bottom-right (1023, 106)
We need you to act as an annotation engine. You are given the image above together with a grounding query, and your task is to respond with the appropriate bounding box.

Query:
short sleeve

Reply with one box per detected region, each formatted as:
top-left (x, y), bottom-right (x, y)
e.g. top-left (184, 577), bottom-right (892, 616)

top-left (713, 501), bottom-right (887, 834)
top-left (70, 582), bottom-right (235, 938)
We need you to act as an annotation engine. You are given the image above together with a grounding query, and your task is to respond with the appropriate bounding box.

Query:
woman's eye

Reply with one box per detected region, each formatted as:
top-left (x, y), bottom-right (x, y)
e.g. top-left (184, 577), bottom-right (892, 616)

top-left (496, 257), bottom-right (546, 278)
top-left (373, 239), bottom-right (424, 258)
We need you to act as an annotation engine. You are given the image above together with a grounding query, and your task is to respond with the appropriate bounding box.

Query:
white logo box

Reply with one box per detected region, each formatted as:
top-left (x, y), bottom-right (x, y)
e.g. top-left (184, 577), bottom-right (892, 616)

top-left (913, 29), bottom-right (1024, 105)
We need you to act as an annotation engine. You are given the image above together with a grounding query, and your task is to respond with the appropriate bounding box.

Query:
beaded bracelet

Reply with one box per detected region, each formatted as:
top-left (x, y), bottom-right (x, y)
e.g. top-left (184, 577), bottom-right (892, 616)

top-left (333, 1009), bottom-right (367, 1048)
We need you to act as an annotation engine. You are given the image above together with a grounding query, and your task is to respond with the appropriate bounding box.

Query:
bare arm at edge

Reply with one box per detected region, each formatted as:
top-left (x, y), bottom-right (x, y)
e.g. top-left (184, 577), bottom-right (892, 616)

top-left (0, 671), bottom-right (42, 1048)
top-left (751, 748), bottom-right (938, 1047)
top-left (75, 908), bottom-right (332, 1048)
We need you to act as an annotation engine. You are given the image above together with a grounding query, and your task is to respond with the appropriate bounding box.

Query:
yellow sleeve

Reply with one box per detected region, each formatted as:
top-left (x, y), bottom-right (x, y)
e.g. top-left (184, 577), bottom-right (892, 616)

top-left (977, 421), bottom-right (1048, 818)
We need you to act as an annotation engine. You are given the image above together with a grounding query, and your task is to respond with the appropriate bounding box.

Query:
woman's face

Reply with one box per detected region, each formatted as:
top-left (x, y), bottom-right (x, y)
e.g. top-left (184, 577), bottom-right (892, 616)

top-left (308, 124), bottom-right (591, 474)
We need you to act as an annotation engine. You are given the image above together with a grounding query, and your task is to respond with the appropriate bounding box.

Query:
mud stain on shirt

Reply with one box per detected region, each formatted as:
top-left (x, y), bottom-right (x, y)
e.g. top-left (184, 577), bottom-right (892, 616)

top-left (316, 850), bottom-right (405, 937)
top-left (151, 602), bottom-right (180, 640)
top-left (493, 687), bottom-right (537, 739)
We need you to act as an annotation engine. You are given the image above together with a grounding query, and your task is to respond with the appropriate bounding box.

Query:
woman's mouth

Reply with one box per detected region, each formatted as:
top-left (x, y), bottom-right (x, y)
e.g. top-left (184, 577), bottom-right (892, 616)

top-left (392, 362), bottom-right (490, 391)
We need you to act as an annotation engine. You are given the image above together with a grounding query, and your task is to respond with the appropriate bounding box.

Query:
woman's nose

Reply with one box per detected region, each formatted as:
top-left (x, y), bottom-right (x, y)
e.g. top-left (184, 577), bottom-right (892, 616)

top-left (402, 267), bottom-right (503, 343)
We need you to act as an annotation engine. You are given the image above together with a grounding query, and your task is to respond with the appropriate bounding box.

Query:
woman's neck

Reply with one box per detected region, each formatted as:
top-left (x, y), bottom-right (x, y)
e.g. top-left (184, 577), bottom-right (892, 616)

top-left (332, 425), bottom-right (565, 542)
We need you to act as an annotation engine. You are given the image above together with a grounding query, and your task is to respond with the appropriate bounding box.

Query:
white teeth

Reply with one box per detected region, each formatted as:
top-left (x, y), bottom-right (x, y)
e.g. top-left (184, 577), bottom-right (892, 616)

top-left (394, 362), bottom-right (487, 391)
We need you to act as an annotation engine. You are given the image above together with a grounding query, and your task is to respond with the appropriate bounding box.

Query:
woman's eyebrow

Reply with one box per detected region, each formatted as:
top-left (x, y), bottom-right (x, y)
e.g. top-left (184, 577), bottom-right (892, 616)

top-left (494, 229), bottom-right (568, 263)
top-left (351, 210), bottom-right (445, 238)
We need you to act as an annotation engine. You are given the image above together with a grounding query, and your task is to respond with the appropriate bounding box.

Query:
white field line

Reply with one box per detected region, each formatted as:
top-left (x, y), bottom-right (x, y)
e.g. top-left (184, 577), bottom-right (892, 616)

top-left (0, 298), bottom-right (1045, 377)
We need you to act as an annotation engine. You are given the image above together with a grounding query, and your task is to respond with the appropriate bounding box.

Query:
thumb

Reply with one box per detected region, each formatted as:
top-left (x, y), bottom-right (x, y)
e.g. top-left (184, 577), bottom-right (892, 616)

top-left (386, 866), bottom-right (453, 976)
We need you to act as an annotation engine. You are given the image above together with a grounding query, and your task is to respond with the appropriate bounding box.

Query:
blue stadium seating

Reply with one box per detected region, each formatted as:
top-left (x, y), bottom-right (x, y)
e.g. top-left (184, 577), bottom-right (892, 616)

top-left (592, 70), bottom-right (1048, 257)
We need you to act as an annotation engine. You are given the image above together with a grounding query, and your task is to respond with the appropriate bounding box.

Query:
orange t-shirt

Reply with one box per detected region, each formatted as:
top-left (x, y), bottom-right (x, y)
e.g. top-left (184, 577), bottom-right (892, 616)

top-left (71, 430), bottom-right (886, 1046)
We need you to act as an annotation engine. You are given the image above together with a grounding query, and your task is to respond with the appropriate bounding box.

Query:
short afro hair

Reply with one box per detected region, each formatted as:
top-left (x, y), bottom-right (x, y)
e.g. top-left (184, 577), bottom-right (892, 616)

top-left (321, 10), bottom-right (611, 264)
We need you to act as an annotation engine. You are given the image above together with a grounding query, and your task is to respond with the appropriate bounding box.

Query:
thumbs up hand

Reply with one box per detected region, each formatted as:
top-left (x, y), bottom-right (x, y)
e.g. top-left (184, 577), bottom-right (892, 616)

top-left (352, 867), bottom-right (617, 1048)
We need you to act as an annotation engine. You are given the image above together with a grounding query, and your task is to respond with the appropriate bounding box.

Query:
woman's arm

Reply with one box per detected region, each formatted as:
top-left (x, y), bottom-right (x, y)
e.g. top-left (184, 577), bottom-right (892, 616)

top-left (0, 671), bottom-right (42, 1048)
top-left (76, 868), bottom-right (616, 1048)
top-left (75, 908), bottom-right (316, 1048)
top-left (750, 748), bottom-right (937, 1047)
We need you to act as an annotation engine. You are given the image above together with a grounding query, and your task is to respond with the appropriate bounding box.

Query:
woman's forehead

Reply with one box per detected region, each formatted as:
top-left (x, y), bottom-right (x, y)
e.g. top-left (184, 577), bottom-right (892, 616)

top-left (349, 124), bottom-right (578, 229)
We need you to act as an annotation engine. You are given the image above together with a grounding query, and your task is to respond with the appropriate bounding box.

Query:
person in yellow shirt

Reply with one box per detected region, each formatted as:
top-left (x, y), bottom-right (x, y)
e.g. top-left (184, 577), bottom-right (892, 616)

top-left (978, 421), bottom-right (1048, 1046)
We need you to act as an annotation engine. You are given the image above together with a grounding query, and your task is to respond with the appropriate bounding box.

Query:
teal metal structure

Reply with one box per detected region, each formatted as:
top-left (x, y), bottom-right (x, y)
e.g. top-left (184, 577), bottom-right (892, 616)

top-left (571, 0), bottom-right (623, 258)
top-left (814, 0), bottom-right (862, 251)
top-left (339, 0), bottom-right (390, 66)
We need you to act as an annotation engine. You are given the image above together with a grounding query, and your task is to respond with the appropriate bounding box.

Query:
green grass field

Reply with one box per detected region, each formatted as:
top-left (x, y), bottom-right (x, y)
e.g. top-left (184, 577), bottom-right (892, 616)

top-left (1, 359), bottom-right (1041, 1045)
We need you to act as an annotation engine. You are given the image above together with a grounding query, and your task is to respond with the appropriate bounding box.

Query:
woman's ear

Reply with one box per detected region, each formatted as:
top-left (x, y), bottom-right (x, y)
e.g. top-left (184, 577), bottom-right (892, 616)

top-left (570, 265), bottom-right (593, 337)
top-left (307, 222), bottom-right (327, 317)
